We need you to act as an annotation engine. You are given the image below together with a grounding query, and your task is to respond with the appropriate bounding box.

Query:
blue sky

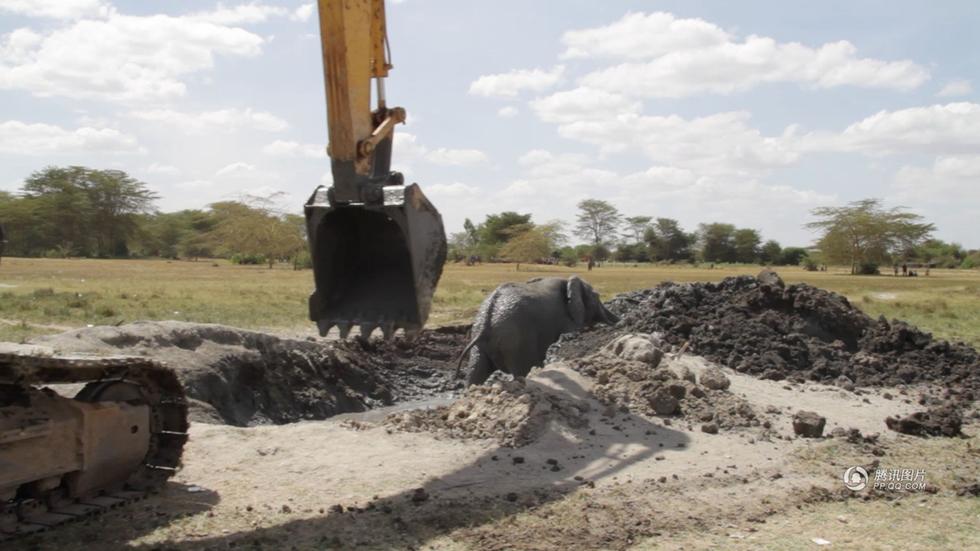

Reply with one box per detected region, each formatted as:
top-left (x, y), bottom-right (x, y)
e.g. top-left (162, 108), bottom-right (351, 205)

top-left (1, 1), bottom-right (978, 247)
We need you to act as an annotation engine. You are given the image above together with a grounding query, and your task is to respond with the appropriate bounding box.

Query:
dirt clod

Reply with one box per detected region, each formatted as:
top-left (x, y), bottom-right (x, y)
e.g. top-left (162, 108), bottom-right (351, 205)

top-left (792, 411), bottom-right (826, 438)
top-left (885, 405), bottom-right (962, 437)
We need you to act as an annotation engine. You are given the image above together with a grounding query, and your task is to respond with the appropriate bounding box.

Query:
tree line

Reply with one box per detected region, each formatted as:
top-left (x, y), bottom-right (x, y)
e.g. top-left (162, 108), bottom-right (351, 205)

top-left (2, 166), bottom-right (976, 273)
top-left (0, 166), bottom-right (306, 267)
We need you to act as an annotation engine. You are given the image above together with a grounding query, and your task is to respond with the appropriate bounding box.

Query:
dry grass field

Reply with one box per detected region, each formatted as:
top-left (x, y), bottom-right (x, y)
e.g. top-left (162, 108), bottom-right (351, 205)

top-left (1, 257), bottom-right (978, 346)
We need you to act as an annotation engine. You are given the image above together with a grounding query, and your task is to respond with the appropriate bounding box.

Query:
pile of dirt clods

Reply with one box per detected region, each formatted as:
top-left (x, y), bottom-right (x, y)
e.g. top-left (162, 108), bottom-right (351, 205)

top-left (549, 271), bottom-right (978, 437)
top-left (36, 321), bottom-right (467, 426)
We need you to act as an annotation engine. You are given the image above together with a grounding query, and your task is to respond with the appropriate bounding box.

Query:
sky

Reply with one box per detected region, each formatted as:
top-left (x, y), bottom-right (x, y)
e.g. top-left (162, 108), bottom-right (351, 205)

top-left (1, 0), bottom-right (978, 247)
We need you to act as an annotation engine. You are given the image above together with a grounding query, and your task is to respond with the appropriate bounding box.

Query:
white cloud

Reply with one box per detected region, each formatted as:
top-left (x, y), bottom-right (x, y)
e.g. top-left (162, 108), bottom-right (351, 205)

top-left (262, 139), bottom-right (322, 158)
top-left (425, 182), bottom-right (479, 198)
top-left (468, 65), bottom-right (564, 98)
top-left (0, 12), bottom-right (265, 101)
top-left (130, 108), bottom-right (288, 133)
top-left (146, 162), bottom-right (181, 175)
top-left (0, 0), bottom-right (111, 19)
top-left (392, 133), bottom-right (488, 167)
top-left (936, 79), bottom-right (973, 98)
top-left (564, 12), bottom-right (927, 98)
top-left (425, 148), bottom-right (488, 166)
top-left (552, 109), bottom-right (799, 176)
top-left (531, 87), bottom-right (641, 124)
top-left (215, 162), bottom-right (257, 177)
top-left (497, 106), bottom-right (519, 118)
top-left (803, 102), bottom-right (980, 155)
top-left (0, 120), bottom-right (140, 154)
top-left (562, 12), bottom-right (730, 61)
top-left (291, 3), bottom-right (314, 22)
top-left (894, 155), bottom-right (980, 202)
top-left (191, 3), bottom-right (288, 25)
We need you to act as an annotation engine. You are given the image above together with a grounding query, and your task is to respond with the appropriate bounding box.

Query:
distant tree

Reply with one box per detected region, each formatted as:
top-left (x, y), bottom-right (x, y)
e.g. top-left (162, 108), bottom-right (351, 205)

top-left (806, 199), bottom-right (934, 274)
top-left (499, 227), bottom-right (553, 271)
top-left (759, 240), bottom-right (782, 265)
top-left (480, 212), bottom-right (532, 246)
top-left (698, 223), bottom-right (737, 263)
top-left (575, 199), bottom-right (621, 246)
top-left (615, 242), bottom-right (649, 262)
top-left (204, 201), bottom-right (305, 268)
top-left (622, 215), bottom-right (652, 243)
top-left (22, 166), bottom-right (158, 257)
top-left (645, 218), bottom-right (695, 262)
top-left (779, 247), bottom-right (809, 266)
top-left (912, 239), bottom-right (965, 268)
top-left (733, 228), bottom-right (762, 263)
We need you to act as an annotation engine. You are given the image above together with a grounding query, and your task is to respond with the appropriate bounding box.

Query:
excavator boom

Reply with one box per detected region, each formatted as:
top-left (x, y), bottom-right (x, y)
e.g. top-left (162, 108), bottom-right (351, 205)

top-left (305, 0), bottom-right (447, 339)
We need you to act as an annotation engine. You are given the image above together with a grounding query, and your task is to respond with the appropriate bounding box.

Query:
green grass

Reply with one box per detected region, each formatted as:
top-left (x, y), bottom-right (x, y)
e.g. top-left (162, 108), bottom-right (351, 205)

top-left (0, 258), bottom-right (978, 346)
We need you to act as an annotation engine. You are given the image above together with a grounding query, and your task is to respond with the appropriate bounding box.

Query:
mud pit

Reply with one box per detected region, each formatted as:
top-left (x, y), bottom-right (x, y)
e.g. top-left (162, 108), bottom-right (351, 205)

top-left (36, 321), bottom-right (467, 425)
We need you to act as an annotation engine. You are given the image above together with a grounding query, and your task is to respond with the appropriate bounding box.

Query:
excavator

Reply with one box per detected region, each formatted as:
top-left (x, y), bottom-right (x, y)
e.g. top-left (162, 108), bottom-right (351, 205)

top-left (0, 0), bottom-right (445, 538)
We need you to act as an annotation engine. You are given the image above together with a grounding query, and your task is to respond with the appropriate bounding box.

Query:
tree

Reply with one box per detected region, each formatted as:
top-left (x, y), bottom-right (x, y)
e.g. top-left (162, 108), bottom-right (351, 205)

top-left (759, 240), bottom-right (782, 265)
top-left (203, 201), bottom-right (305, 268)
top-left (622, 215), bottom-right (652, 243)
top-left (698, 223), bottom-right (737, 263)
top-left (480, 212), bottom-right (532, 246)
top-left (806, 199), bottom-right (935, 274)
top-left (499, 227), bottom-right (553, 271)
top-left (645, 218), bottom-right (695, 262)
top-left (733, 228), bottom-right (762, 264)
top-left (22, 166), bottom-right (157, 257)
top-left (779, 247), bottom-right (808, 266)
top-left (575, 199), bottom-right (621, 246)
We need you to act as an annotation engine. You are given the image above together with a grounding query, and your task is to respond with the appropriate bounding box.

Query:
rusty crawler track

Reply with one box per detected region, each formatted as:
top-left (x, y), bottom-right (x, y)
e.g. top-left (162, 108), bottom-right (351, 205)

top-left (0, 351), bottom-right (189, 541)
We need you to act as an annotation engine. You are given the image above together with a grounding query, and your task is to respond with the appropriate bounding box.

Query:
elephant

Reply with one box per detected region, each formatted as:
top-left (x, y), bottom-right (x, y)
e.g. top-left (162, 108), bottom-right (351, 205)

top-left (456, 275), bottom-right (619, 385)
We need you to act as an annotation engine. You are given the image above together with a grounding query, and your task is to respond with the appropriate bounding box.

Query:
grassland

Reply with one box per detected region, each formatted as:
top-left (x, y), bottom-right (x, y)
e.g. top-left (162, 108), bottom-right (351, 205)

top-left (0, 257), bottom-right (977, 346)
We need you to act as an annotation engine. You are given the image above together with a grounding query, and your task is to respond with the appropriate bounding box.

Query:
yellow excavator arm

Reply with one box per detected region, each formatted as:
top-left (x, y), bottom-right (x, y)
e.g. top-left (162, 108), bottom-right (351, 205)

top-left (304, 0), bottom-right (447, 339)
top-left (317, 0), bottom-right (404, 184)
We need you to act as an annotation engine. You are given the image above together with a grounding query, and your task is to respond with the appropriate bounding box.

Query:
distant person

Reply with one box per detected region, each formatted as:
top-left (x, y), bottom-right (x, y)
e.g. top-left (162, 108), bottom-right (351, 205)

top-left (587, 256), bottom-right (594, 271)
top-left (926, 266), bottom-right (930, 276)
top-left (893, 264), bottom-right (899, 276)
top-left (902, 263), bottom-right (908, 276)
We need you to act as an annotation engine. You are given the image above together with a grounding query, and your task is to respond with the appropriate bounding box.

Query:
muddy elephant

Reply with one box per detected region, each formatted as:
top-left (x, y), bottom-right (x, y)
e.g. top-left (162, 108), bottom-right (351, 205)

top-left (456, 276), bottom-right (618, 385)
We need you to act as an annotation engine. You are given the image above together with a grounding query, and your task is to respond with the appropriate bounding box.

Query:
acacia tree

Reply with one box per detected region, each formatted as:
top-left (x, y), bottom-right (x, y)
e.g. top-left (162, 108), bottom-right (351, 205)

top-left (205, 201), bottom-right (305, 268)
top-left (499, 227), bottom-right (553, 271)
top-left (575, 199), bottom-right (621, 257)
top-left (806, 199), bottom-right (934, 274)
top-left (645, 218), bottom-right (695, 262)
top-left (622, 215), bottom-right (652, 243)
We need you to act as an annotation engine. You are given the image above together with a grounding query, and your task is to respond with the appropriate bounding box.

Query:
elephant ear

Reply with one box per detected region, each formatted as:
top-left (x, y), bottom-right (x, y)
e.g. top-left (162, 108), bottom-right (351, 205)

top-left (566, 276), bottom-right (586, 326)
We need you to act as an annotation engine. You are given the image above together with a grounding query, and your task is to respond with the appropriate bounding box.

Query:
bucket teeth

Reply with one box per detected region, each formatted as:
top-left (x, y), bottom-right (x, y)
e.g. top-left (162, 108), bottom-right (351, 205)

top-left (338, 322), bottom-right (353, 339)
top-left (359, 323), bottom-right (377, 338)
top-left (380, 322), bottom-right (395, 340)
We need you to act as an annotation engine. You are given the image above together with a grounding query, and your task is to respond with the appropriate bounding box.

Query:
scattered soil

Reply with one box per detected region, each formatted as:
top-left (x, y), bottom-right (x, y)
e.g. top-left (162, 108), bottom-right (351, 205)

top-left (562, 352), bottom-right (760, 431)
top-left (885, 405), bottom-right (963, 437)
top-left (385, 378), bottom-right (590, 447)
top-left (35, 321), bottom-right (467, 426)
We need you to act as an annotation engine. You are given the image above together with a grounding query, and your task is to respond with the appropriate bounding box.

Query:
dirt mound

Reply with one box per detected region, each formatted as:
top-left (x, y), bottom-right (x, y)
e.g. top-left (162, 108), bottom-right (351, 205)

top-left (549, 273), bottom-right (978, 390)
top-left (885, 405), bottom-right (963, 437)
top-left (35, 321), bottom-right (467, 426)
top-left (384, 378), bottom-right (590, 447)
top-left (564, 352), bottom-right (760, 431)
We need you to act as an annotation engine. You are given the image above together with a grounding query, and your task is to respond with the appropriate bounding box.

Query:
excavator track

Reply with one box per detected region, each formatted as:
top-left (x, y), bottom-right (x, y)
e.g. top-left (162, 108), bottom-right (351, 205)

top-left (0, 348), bottom-right (188, 541)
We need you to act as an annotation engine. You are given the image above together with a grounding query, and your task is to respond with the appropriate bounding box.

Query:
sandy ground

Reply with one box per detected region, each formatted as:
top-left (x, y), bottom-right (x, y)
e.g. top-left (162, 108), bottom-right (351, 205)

top-left (19, 355), bottom-right (976, 551)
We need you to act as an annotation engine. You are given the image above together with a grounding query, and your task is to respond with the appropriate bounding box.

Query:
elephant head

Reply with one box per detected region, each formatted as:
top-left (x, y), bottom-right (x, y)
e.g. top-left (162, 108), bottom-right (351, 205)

top-left (566, 276), bottom-right (619, 327)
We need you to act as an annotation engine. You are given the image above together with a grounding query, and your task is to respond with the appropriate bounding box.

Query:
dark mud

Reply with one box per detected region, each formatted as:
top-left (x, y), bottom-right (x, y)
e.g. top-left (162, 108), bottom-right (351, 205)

top-left (548, 272), bottom-right (978, 436)
top-left (37, 321), bottom-right (467, 426)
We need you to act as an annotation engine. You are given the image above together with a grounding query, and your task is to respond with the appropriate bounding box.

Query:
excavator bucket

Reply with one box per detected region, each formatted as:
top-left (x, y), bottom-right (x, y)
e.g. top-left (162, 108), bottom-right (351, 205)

top-left (305, 183), bottom-right (446, 338)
